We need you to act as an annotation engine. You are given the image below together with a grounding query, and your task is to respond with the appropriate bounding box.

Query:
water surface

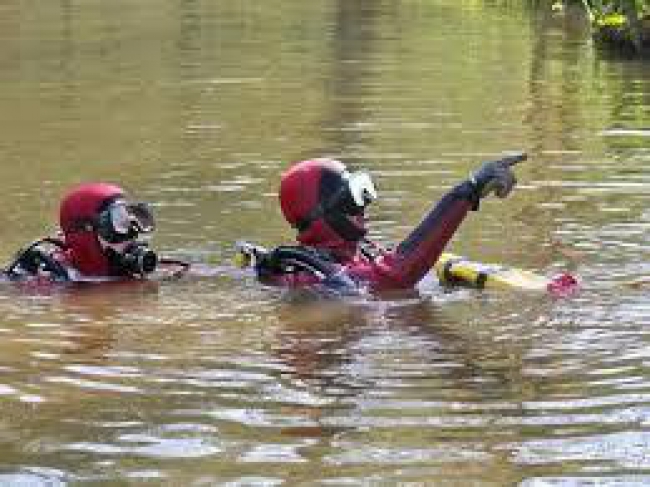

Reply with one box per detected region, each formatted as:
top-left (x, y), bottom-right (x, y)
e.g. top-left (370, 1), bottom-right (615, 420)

top-left (1, 2), bottom-right (650, 485)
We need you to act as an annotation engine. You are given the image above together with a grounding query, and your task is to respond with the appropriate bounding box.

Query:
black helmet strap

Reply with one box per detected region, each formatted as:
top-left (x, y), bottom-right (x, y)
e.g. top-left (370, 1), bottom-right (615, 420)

top-left (293, 168), bottom-right (368, 241)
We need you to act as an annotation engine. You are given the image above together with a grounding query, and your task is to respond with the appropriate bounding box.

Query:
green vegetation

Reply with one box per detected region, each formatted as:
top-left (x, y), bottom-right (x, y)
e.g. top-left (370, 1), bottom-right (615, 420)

top-left (554, 0), bottom-right (650, 55)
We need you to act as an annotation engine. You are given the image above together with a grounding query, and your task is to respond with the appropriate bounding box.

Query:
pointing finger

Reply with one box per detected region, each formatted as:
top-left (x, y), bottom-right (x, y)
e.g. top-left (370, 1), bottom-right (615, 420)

top-left (500, 152), bottom-right (528, 167)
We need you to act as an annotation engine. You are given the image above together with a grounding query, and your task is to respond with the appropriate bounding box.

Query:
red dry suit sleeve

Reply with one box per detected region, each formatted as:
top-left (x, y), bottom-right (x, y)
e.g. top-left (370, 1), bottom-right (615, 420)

top-left (363, 181), bottom-right (476, 290)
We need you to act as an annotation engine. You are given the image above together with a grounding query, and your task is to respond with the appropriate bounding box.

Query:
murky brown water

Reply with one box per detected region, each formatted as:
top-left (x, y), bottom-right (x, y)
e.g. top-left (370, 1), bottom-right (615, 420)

top-left (2, 1), bottom-right (650, 485)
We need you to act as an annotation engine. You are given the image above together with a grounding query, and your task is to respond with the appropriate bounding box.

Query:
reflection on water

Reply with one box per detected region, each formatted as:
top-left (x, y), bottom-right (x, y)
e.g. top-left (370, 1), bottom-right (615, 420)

top-left (2, 1), bottom-right (650, 484)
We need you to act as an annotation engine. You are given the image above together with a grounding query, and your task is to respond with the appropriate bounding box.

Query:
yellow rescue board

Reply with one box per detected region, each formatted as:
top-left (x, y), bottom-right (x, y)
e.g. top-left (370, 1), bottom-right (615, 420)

top-left (434, 252), bottom-right (551, 292)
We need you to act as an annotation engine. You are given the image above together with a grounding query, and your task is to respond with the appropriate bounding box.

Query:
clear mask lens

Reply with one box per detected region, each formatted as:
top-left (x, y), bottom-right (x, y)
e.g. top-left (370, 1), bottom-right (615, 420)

top-left (105, 202), bottom-right (155, 236)
top-left (346, 171), bottom-right (377, 207)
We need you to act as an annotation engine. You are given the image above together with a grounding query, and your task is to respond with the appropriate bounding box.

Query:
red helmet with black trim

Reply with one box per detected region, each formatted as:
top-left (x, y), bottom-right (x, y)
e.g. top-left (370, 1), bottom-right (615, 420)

top-left (279, 158), bottom-right (376, 256)
top-left (59, 183), bottom-right (125, 276)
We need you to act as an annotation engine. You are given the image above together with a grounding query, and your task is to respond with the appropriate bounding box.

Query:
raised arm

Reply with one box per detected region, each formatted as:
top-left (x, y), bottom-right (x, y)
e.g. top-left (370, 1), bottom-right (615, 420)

top-left (371, 153), bottom-right (527, 289)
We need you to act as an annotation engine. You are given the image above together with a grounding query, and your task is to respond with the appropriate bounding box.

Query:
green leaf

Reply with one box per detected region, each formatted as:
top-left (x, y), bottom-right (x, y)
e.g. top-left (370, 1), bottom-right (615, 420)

top-left (595, 12), bottom-right (627, 26)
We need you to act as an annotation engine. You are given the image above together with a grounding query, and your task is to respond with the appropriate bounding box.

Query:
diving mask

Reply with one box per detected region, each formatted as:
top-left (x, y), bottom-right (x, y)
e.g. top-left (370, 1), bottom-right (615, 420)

top-left (329, 170), bottom-right (377, 215)
top-left (97, 200), bottom-right (155, 243)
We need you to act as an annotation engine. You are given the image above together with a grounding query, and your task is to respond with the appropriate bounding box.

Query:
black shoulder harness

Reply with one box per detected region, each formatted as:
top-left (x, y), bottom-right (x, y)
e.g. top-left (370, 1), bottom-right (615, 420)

top-left (4, 237), bottom-right (71, 282)
top-left (236, 242), bottom-right (356, 291)
top-left (257, 246), bottom-right (339, 278)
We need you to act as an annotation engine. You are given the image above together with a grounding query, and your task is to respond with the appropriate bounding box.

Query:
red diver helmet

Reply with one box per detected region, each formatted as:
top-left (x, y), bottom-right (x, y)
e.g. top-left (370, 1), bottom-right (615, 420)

top-left (279, 158), bottom-right (377, 257)
top-left (59, 183), bottom-right (155, 276)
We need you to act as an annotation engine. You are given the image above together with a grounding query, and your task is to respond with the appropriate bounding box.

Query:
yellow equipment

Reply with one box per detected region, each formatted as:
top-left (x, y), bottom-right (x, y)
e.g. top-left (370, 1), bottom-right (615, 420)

top-left (434, 252), bottom-right (552, 292)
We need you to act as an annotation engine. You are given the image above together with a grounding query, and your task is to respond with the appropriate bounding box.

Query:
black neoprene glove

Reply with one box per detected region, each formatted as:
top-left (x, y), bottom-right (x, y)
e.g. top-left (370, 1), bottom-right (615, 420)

top-left (470, 152), bottom-right (527, 199)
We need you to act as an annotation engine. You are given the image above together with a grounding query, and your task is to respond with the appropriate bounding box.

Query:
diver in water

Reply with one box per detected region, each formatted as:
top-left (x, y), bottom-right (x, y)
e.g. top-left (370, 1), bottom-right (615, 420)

top-left (3, 182), bottom-right (188, 283)
top-left (238, 153), bottom-right (527, 293)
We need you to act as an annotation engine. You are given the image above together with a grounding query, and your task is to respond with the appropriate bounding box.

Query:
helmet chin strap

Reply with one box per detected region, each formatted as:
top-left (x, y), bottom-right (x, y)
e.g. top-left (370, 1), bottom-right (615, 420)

top-left (294, 202), bottom-right (367, 243)
top-left (323, 212), bottom-right (367, 242)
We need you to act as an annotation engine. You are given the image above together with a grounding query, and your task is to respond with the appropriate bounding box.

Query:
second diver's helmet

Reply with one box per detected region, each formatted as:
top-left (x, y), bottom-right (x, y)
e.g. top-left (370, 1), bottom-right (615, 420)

top-left (59, 182), bottom-right (156, 277)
